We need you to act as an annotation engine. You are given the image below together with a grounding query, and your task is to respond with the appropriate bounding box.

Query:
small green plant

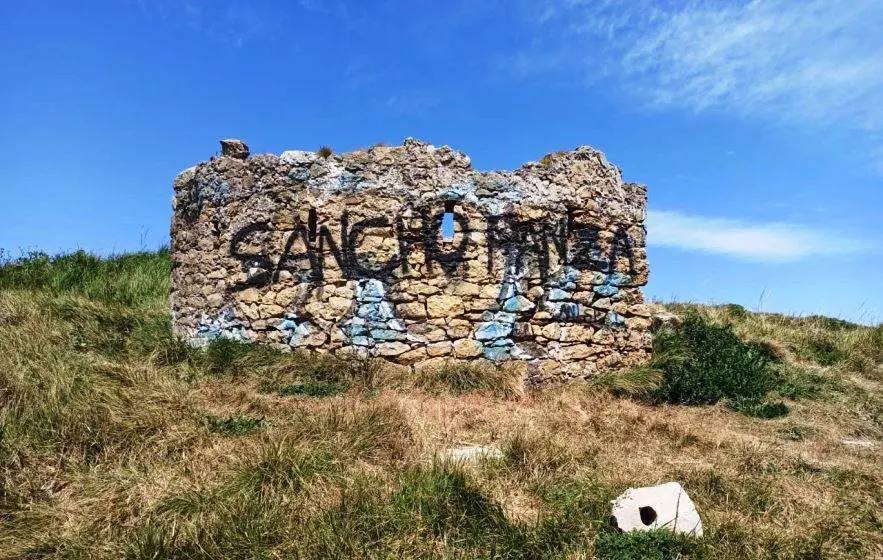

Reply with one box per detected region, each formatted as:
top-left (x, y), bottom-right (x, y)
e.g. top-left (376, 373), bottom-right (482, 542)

top-left (208, 415), bottom-right (266, 436)
top-left (278, 380), bottom-right (348, 397)
top-left (728, 398), bottom-right (789, 419)
top-left (198, 338), bottom-right (252, 375)
top-left (777, 424), bottom-right (811, 441)
top-left (595, 529), bottom-right (701, 560)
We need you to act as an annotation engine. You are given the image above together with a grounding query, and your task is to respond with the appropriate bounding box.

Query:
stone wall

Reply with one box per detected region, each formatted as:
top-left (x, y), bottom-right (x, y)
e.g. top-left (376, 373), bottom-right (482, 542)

top-left (170, 138), bottom-right (651, 384)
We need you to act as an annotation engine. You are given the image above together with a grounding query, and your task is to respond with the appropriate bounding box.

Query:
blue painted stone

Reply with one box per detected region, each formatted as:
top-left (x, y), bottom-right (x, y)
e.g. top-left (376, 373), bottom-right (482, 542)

top-left (589, 272), bottom-right (608, 285)
top-left (548, 288), bottom-right (570, 302)
top-left (357, 279), bottom-right (386, 300)
top-left (370, 328), bottom-right (400, 341)
top-left (357, 301), bottom-right (393, 321)
top-left (440, 184), bottom-right (469, 200)
top-left (563, 266), bottom-right (581, 283)
top-left (593, 284), bottom-right (619, 297)
top-left (350, 336), bottom-right (372, 347)
top-left (357, 303), bottom-right (379, 319)
top-left (493, 312), bottom-right (516, 324)
top-left (606, 311), bottom-right (626, 326)
top-left (345, 323), bottom-right (368, 337)
top-left (275, 319), bottom-right (298, 332)
top-left (387, 318), bottom-right (405, 331)
top-left (482, 346), bottom-right (511, 361)
top-left (339, 171), bottom-right (361, 189)
top-left (556, 303), bottom-right (581, 321)
top-left (502, 295), bottom-right (534, 313)
top-left (197, 325), bottom-right (221, 340)
top-left (498, 282), bottom-right (516, 300)
top-left (608, 272), bottom-right (633, 287)
top-left (563, 282), bottom-right (577, 291)
top-left (474, 321), bottom-right (512, 341)
top-left (490, 338), bottom-right (515, 347)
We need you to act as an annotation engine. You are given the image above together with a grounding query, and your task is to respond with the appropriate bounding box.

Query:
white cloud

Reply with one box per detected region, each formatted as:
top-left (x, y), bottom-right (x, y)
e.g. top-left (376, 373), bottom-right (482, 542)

top-left (647, 210), bottom-right (865, 262)
top-left (517, 1), bottom-right (883, 141)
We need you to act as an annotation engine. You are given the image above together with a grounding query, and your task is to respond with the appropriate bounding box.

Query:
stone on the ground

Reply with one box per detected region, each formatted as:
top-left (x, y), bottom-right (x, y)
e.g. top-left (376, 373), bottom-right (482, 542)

top-left (437, 444), bottom-right (504, 463)
top-left (651, 311), bottom-right (681, 330)
top-left (840, 439), bottom-right (876, 447)
top-left (610, 482), bottom-right (703, 536)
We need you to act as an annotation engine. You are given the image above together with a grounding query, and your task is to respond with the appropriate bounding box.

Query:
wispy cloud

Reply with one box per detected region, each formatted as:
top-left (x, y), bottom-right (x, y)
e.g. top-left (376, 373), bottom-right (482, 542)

top-left (647, 210), bottom-right (866, 262)
top-left (514, 0), bottom-right (883, 156)
top-left (137, 0), bottom-right (272, 46)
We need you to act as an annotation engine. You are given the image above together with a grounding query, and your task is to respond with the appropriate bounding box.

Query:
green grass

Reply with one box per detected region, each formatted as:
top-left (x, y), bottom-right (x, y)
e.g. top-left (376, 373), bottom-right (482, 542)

top-left (0, 248), bottom-right (170, 308)
top-left (208, 415), bottom-right (266, 436)
top-left (1, 250), bottom-right (881, 559)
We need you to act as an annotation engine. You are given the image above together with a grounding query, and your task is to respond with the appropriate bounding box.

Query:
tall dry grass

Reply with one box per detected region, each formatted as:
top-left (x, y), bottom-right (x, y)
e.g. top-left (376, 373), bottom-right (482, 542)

top-left (0, 251), bottom-right (880, 558)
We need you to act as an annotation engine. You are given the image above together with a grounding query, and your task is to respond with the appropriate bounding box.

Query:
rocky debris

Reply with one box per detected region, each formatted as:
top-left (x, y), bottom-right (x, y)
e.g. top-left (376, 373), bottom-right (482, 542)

top-left (170, 138), bottom-right (651, 383)
top-left (436, 444), bottom-right (504, 463)
top-left (610, 482), bottom-right (703, 536)
top-left (220, 138), bottom-right (249, 159)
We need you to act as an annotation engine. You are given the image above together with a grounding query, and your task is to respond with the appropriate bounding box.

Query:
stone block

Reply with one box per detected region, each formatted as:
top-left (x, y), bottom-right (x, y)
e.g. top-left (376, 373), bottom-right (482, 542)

top-left (426, 295), bottom-right (465, 318)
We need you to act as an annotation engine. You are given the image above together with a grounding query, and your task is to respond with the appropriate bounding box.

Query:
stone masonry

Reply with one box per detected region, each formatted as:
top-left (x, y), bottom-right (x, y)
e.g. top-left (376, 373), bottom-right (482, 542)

top-left (170, 139), bottom-right (651, 384)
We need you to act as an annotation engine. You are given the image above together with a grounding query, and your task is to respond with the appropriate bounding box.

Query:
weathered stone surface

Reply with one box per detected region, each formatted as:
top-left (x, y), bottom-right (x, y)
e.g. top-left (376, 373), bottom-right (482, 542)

top-left (437, 445), bottom-right (504, 463)
top-left (220, 138), bottom-right (249, 159)
top-left (452, 338), bottom-right (483, 358)
top-left (427, 295), bottom-right (465, 318)
top-left (171, 138), bottom-right (650, 384)
top-left (611, 482), bottom-right (703, 536)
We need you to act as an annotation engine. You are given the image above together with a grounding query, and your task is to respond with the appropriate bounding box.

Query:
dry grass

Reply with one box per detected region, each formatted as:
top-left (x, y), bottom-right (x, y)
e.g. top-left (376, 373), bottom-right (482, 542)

top-left (1, 253), bottom-right (881, 558)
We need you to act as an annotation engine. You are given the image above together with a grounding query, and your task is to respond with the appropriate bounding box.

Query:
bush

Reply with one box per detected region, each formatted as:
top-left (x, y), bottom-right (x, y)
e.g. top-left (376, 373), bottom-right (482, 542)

top-left (595, 529), bottom-right (700, 560)
top-left (650, 314), bottom-right (776, 406)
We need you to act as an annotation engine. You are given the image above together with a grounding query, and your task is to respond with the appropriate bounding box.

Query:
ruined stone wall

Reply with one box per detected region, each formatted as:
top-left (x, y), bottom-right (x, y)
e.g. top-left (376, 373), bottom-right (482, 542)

top-left (170, 138), bottom-right (651, 384)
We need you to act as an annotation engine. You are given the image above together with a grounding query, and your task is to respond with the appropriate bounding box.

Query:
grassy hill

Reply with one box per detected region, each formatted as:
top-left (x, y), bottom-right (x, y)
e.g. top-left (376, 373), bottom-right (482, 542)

top-left (0, 251), bottom-right (880, 559)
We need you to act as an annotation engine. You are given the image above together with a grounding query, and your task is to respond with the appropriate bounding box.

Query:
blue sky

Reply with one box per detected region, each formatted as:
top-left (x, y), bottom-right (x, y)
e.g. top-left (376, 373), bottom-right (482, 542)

top-left (1, 0), bottom-right (881, 323)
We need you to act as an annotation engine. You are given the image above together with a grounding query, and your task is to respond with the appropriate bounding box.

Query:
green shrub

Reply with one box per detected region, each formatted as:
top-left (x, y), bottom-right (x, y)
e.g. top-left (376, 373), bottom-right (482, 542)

top-left (650, 314), bottom-right (776, 406)
top-left (729, 398), bottom-right (789, 419)
top-left (804, 336), bottom-right (844, 366)
top-left (595, 529), bottom-right (700, 560)
top-left (722, 303), bottom-right (749, 319)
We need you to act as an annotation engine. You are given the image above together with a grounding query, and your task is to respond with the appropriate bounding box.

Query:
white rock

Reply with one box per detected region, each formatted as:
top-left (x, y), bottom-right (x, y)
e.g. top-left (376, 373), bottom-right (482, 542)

top-left (841, 439), bottom-right (876, 448)
top-left (437, 445), bottom-right (503, 463)
top-left (611, 482), bottom-right (703, 536)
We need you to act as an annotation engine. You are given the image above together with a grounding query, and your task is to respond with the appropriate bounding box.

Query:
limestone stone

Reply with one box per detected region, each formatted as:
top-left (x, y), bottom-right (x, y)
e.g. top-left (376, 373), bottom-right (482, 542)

top-left (611, 482), bottom-right (703, 536)
top-left (561, 324), bottom-right (594, 342)
top-left (426, 341), bottom-right (453, 356)
top-left (427, 295), bottom-right (465, 318)
top-left (239, 288), bottom-right (261, 304)
top-left (541, 323), bottom-right (562, 341)
top-left (397, 302), bottom-right (427, 319)
top-left (452, 339), bottom-right (483, 358)
top-left (375, 342), bottom-right (411, 356)
top-left (437, 445), bottom-right (503, 463)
